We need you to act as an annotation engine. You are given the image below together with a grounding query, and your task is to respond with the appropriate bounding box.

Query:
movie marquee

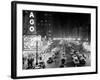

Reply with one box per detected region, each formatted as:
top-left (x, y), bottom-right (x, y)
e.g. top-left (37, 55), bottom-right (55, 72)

top-left (11, 1), bottom-right (98, 79)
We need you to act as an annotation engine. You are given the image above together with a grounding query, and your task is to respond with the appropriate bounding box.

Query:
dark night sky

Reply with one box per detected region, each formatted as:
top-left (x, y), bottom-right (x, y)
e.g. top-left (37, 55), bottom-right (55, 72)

top-left (52, 12), bottom-right (90, 38)
top-left (23, 10), bottom-right (91, 40)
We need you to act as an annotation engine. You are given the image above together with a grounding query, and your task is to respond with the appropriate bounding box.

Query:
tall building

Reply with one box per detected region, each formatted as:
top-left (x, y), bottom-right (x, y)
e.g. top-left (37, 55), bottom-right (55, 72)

top-left (36, 12), bottom-right (53, 40)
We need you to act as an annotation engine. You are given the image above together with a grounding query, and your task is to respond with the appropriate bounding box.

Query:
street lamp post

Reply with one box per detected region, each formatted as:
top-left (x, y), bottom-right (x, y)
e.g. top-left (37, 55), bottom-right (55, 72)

top-left (36, 40), bottom-right (38, 66)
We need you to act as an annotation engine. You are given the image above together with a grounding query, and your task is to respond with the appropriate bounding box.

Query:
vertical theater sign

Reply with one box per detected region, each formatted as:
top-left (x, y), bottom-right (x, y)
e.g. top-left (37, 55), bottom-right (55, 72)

top-left (29, 12), bottom-right (35, 33)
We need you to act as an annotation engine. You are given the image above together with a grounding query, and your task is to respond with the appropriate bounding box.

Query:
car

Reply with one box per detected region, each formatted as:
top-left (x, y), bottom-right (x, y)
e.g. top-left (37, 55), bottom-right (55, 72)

top-left (47, 57), bottom-right (54, 64)
top-left (72, 55), bottom-right (80, 65)
top-left (38, 61), bottom-right (45, 69)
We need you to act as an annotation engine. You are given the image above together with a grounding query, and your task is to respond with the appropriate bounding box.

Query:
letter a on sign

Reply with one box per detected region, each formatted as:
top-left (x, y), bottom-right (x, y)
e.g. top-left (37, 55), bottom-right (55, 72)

top-left (29, 12), bottom-right (34, 18)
